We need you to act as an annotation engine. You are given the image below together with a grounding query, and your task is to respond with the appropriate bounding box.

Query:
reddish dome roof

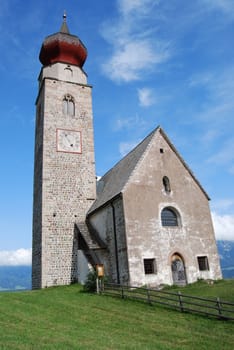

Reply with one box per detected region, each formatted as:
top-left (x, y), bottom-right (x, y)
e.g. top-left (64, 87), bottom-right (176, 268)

top-left (39, 15), bottom-right (87, 68)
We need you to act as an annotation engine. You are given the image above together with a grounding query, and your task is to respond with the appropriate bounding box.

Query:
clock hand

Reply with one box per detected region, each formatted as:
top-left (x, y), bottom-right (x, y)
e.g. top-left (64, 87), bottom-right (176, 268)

top-left (65, 134), bottom-right (74, 147)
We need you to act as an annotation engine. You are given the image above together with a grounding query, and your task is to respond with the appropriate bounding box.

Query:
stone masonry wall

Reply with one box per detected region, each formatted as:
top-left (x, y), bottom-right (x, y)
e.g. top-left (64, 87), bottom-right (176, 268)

top-left (89, 198), bottom-right (129, 284)
top-left (123, 130), bottom-right (222, 287)
top-left (32, 90), bottom-right (44, 289)
top-left (32, 63), bottom-right (96, 288)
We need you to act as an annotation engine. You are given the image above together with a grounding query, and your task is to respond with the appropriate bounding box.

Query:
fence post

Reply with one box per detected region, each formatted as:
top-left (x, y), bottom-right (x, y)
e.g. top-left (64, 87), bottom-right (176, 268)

top-left (178, 292), bottom-right (184, 312)
top-left (216, 297), bottom-right (222, 317)
top-left (147, 287), bottom-right (151, 305)
top-left (96, 277), bottom-right (99, 294)
top-left (121, 285), bottom-right (124, 299)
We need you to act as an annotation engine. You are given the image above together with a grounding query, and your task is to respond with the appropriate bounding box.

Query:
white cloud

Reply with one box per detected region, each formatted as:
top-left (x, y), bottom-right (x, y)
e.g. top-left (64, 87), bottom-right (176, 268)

top-left (188, 72), bottom-right (213, 88)
top-left (114, 114), bottom-right (148, 131)
top-left (119, 140), bottom-right (139, 156)
top-left (102, 0), bottom-right (234, 84)
top-left (0, 248), bottom-right (32, 266)
top-left (115, 118), bottom-right (132, 131)
top-left (229, 165), bottom-right (234, 175)
top-left (212, 212), bottom-right (234, 241)
top-left (102, 40), bottom-right (169, 83)
top-left (201, 0), bottom-right (234, 15)
top-left (101, 1), bottom-right (170, 83)
top-left (188, 68), bottom-right (234, 157)
top-left (212, 199), bottom-right (234, 214)
top-left (118, 0), bottom-right (159, 16)
top-left (208, 138), bottom-right (234, 166)
top-left (188, 68), bottom-right (234, 120)
top-left (138, 88), bottom-right (156, 107)
top-left (201, 129), bottom-right (221, 145)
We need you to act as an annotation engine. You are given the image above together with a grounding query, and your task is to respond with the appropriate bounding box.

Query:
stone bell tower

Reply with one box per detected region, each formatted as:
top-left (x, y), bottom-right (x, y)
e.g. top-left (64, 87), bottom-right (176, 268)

top-left (32, 14), bottom-right (96, 289)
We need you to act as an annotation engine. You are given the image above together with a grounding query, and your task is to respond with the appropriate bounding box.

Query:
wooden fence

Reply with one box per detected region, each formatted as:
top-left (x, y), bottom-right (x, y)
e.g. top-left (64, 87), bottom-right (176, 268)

top-left (101, 283), bottom-right (234, 321)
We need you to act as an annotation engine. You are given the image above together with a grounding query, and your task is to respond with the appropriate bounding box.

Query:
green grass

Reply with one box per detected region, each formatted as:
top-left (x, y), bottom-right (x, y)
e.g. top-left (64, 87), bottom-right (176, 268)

top-left (0, 280), bottom-right (233, 350)
top-left (162, 278), bottom-right (234, 301)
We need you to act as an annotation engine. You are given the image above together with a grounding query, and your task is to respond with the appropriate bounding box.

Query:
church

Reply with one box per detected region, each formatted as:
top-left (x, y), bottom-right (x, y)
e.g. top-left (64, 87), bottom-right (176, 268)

top-left (32, 16), bottom-right (222, 289)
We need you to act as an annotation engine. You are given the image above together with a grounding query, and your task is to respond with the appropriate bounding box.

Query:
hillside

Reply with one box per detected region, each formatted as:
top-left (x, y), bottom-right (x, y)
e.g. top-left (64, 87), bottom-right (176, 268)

top-left (218, 240), bottom-right (234, 278)
top-left (0, 281), bottom-right (233, 349)
top-left (0, 266), bottom-right (31, 291)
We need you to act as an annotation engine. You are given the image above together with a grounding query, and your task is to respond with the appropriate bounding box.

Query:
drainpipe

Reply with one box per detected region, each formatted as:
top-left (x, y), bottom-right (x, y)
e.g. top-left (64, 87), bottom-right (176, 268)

top-left (111, 202), bottom-right (120, 284)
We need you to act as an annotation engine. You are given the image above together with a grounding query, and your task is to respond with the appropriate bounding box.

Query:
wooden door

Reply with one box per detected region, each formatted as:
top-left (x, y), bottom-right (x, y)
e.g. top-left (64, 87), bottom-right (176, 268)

top-left (171, 254), bottom-right (187, 286)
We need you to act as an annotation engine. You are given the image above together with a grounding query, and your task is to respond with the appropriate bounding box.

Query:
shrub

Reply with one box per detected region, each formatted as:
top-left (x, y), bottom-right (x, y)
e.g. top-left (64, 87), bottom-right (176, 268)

top-left (83, 270), bottom-right (97, 292)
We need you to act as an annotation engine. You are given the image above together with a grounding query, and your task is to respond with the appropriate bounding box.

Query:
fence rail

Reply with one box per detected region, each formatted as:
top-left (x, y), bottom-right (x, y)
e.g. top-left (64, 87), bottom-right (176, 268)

top-left (101, 283), bottom-right (234, 321)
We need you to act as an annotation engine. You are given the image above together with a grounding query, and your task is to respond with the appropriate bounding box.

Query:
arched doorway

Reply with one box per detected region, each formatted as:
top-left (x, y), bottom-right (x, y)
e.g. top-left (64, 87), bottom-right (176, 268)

top-left (171, 254), bottom-right (187, 286)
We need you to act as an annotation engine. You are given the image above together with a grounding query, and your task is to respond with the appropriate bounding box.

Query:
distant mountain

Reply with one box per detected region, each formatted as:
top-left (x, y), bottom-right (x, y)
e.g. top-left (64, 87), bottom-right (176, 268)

top-left (0, 242), bottom-right (233, 291)
top-left (0, 266), bottom-right (31, 291)
top-left (217, 240), bottom-right (234, 279)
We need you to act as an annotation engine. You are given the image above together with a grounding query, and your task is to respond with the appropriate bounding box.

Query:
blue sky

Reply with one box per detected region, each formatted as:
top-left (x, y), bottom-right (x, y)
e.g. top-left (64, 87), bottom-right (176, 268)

top-left (0, 0), bottom-right (234, 265)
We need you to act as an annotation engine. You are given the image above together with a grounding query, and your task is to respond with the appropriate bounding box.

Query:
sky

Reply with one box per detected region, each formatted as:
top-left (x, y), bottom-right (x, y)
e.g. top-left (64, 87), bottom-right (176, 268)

top-left (0, 0), bottom-right (234, 266)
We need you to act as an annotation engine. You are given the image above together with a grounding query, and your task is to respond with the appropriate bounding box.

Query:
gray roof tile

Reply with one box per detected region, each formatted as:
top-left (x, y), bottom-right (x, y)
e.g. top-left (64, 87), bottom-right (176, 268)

top-left (88, 127), bottom-right (158, 214)
top-left (88, 125), bottom-right (210, 215)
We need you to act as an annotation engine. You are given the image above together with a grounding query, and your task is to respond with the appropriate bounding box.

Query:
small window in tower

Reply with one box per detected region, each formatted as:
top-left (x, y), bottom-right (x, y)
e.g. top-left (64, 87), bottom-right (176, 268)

top-left (63, 94), bottom-right (75, 116)
top-left (163, 176), bottom-right (171, 193)
top-left (160, 148), bottom-right (164, 153)
top-left (144, 258), bottom-right (156, 274)
top-left (197, 256), bottom-right (209, 271)
top-left (64, 65), bottom-right (73, 78)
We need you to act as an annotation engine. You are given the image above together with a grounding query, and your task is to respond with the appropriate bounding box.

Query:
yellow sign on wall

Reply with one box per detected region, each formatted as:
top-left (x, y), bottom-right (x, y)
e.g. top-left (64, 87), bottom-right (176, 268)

top-left (96, 264), bottom-right (104, 277)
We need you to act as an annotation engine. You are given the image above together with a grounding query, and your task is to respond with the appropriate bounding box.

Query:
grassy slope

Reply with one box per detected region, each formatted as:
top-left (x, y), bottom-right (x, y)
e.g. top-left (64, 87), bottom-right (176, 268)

top-left (0, 280), bottom-right (233, 350)
top-left (163, 278), bottom-right (234, 301)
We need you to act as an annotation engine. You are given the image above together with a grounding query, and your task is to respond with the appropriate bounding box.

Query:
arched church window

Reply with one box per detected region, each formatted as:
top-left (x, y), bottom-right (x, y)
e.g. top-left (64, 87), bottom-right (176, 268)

top-left (161, 207), bottom-right (179, 227)
top-left (163, 176), bottom-right (171, 193)
top-left (63, 94), bottom-right (75, 116)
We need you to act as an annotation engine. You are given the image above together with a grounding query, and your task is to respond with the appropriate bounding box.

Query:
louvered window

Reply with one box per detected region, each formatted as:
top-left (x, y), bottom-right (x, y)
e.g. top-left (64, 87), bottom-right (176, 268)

top-left (63, 94), bottom-right (75, 116)
top-left (161, 208), bottom-right (178, 227)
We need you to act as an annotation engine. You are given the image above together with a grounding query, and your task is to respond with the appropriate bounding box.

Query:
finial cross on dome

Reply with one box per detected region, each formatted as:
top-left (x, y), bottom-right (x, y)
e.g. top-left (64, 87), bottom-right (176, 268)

top-left (60, 10), bottom-right (70, 34)
top-left (63, 11), bottom-right (67, 22)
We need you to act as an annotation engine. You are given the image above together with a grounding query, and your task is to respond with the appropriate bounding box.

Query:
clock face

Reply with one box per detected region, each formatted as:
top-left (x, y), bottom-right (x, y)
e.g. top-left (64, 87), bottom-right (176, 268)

top-left (57, 129), bottom-right (82, 153)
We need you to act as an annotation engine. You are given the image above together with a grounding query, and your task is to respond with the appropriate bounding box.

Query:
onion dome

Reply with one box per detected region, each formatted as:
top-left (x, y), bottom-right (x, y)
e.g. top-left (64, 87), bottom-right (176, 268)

top-left (39, 13), bottom-right (87, 68)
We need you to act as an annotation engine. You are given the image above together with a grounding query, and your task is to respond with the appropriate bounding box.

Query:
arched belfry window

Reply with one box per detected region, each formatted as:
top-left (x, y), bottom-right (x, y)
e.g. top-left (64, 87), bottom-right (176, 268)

top-left (63, 94), bottom-right (75, 116)
top-left (161, 207), bottom-right (179, 227)
top-left (163, 176), bottom-right (171, 193)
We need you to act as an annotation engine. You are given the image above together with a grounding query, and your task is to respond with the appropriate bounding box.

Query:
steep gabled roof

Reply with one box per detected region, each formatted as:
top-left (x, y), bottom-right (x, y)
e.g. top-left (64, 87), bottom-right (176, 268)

top-left (88, 127), bottom-right (158, 214)
top-left (88, 126), bottom-right (210, 215)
